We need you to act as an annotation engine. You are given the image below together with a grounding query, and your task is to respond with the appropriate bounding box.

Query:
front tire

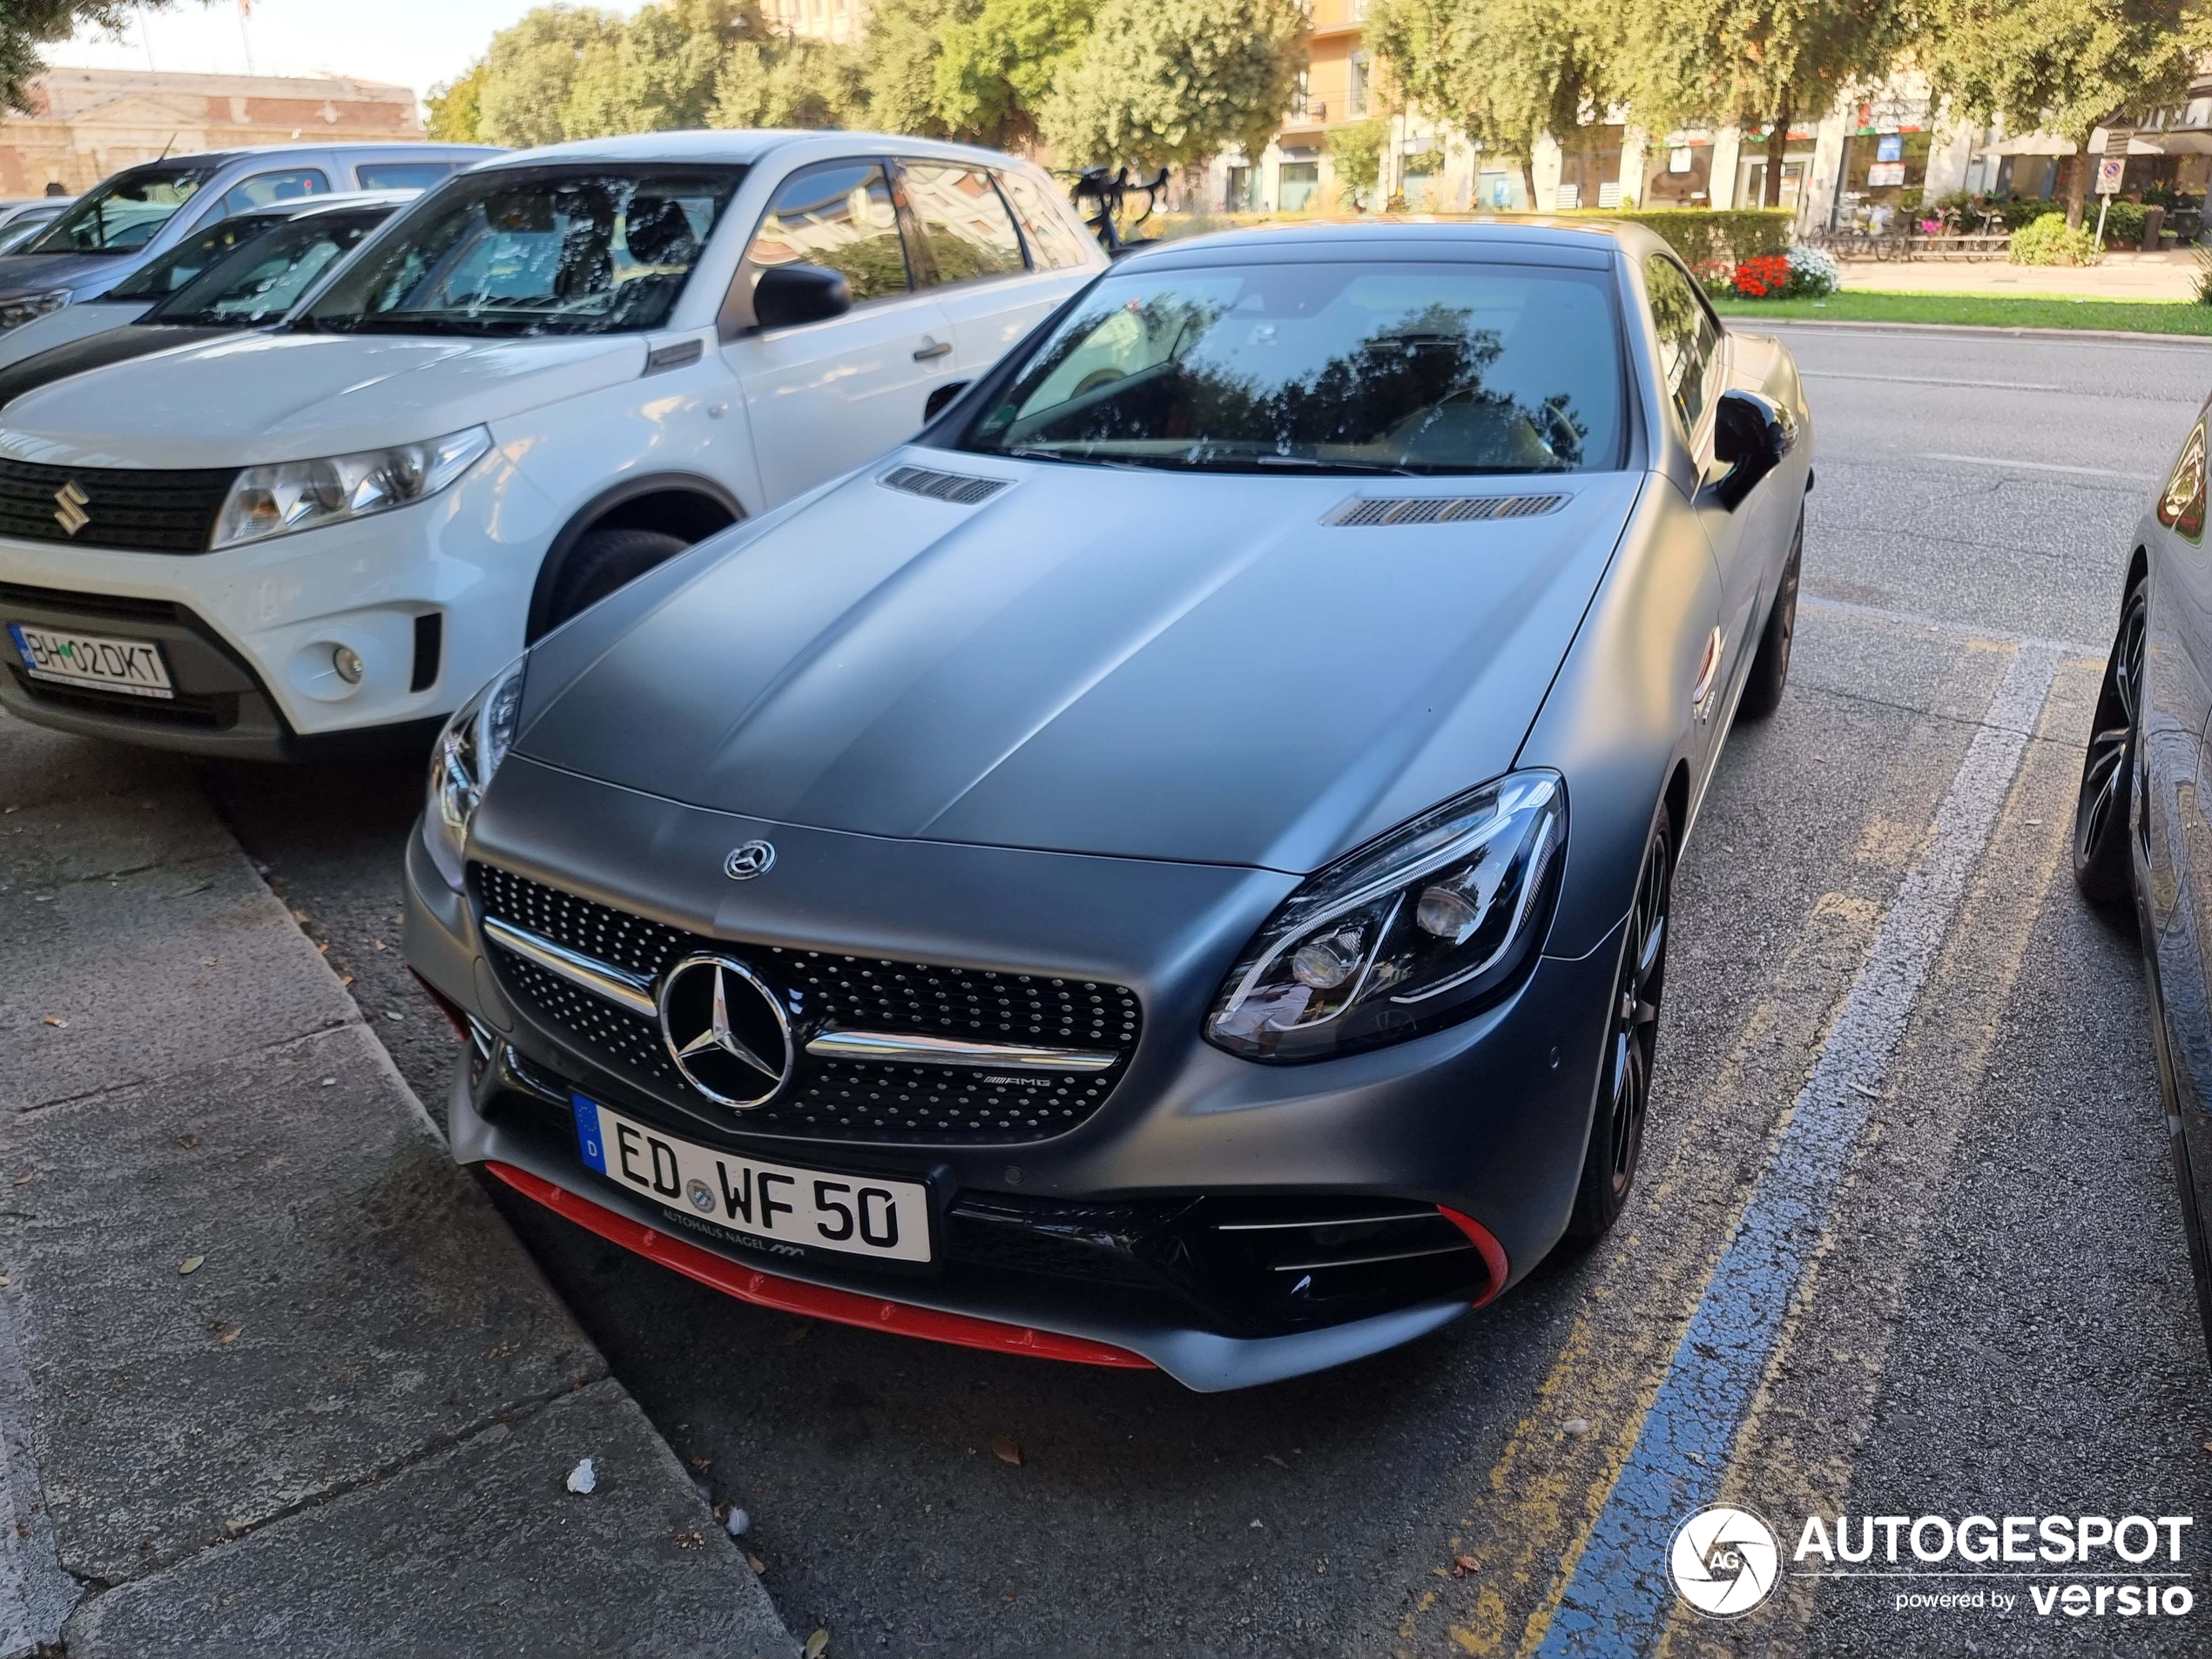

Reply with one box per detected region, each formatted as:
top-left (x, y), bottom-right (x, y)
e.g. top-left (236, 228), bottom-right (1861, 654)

top-left (541, 527), bottom-right (691, 634)
top-left (1566, 806), bottom-right (1674, 1245)
top-left (2074, 573), bottom-right (2146, 907)
top-left (1737, 513), bottom-right (1802, 722)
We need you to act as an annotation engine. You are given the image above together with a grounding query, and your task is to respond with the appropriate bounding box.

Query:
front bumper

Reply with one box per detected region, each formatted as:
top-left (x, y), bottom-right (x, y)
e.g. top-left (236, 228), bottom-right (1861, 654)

top-left (0, 449), bottom-right (558, 755)
top-left (406, 760), bottom-right (1623, 1389)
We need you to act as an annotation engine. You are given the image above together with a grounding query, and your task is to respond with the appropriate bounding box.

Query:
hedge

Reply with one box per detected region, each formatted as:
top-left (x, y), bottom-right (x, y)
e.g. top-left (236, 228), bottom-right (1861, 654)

top-left (1486, 208), bottom-right (1795, 267)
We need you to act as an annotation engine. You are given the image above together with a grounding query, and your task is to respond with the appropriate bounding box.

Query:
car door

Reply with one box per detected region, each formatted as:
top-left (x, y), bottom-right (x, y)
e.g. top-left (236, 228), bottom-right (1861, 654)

top-left (718, 158), bottom-right (954, 509)
top-left (1642, 253), bottom-right (1740, 783)
top-left (894, 158), bottom-right (1062, 377)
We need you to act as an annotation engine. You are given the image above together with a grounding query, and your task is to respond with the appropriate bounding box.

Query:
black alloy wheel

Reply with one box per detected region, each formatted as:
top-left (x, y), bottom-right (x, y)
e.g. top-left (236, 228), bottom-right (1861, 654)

top-left (2074, 575), bottom-right (2147, 907)
top-left (1568, 808), bottom-right (1674, 1244)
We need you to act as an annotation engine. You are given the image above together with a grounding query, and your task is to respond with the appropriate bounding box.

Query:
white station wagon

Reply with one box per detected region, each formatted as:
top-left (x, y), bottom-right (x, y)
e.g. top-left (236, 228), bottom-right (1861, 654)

top-left (0, 130), bottom-right (1105, 756)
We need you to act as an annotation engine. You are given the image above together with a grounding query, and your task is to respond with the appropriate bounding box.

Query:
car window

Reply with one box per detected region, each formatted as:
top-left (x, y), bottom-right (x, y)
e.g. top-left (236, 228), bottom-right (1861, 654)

top-left (151, 209), bottom-right (391, 326)
top-left (24, 165), bottom-right (211, 254)
top-left (218, 169), bottom-right (330, 219)
top-left (356, 161), bottom-right (455, 191)
top-left (993, 169), bottom-right (1095, 270)
top-left (744, 162), bottom-right (911, 304)
top-left (959, 260), bottom-right (1624, 475)
top-left (898, 161), bottom-right (1027, 286)
top-left (304, 165), bottom-right (742, 338)
top-left (1643, 254), bottom-right (1720, 433)
top-left (109, 213), bottom-right (290, 299)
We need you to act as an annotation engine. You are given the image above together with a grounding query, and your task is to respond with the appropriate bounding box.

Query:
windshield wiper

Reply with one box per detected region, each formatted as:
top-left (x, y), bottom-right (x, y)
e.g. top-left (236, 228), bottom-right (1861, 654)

top-left (1002, 445), bottom-right (1150, 471)
top-left (1248, 455), bottom-right (1421, 476)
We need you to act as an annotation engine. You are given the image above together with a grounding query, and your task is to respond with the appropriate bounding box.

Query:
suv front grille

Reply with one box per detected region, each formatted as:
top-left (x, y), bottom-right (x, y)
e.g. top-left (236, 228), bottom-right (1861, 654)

top-left (0, 456), bottom-right (238, 553)
top-left (473, 864), bottom-right (1143, 1144)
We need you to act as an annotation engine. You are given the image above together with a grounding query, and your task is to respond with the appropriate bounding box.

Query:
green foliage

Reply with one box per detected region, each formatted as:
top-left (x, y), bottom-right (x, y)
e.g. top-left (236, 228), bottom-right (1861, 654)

top-left (935, 0), bottom-right (1097, 147)
top-left (1042, 0), bottom-right (1308, 170)
top-left (2096, 199), bottom-right (2149, 246)
top-left (1370, 0), bottom-right (1614, 179)
top-left (1922, 0), bottom-right (2210, 145)
top-left (1600, 207), bottom-right (1792, 267)
top-left (563, 0), bottom-right (752, 139)
top-left (711, 36), bottom-right (869, 130)
top-left (1326, 119), bottom-right (1390, 208)
top-left (425, 61), bottom-right (488, 143)
top-left (477, 5), bottom-right (624, 148)
top-left (859, 0), bottom-right (974, 138)
top-left (2008, 212), bottom-right (2103, 266)
top-left (1618, 0), bottom-right (1908, 147)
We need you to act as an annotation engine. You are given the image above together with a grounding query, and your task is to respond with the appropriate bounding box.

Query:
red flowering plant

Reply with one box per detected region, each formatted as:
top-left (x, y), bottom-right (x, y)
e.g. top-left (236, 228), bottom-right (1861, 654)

top-left (1730, 254), bottom-right (1792, 298)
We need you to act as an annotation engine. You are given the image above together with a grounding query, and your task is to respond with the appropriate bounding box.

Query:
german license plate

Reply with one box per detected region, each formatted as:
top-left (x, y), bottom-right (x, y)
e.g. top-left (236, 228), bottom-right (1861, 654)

top-left (7, 621), bottom-right (172, 699)
top-left (573, 1094), bottom-right (932, 1264)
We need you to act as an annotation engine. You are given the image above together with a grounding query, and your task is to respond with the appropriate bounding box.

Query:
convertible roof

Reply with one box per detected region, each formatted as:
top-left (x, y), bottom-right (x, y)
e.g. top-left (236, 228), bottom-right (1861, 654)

top-left (1119, 219), bottom-right (1653, 271)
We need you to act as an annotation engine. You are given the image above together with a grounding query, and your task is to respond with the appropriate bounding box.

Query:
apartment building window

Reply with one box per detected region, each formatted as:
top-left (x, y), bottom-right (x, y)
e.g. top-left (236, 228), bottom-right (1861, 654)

top-left (1289, 69), bottom-right (1310, 122)
top-left (1348, 52), bottom-right (1370, 119)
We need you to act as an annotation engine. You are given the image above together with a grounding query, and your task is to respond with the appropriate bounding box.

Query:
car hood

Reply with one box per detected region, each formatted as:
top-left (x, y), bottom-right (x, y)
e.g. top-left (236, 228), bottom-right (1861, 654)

top-left (0, 251), bottom-right (137, 300)
top-left (516, 455), bottom-right (1645, 873)
top-left (0, 329), bottom-right (648, 468)
top-left (0, 299), bottom-right (148, 374)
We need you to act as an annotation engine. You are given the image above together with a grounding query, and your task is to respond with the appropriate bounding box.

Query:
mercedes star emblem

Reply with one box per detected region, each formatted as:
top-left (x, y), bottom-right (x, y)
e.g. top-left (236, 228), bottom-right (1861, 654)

top-left (52, 480), bottom-right (89, 536)
top-left (724, 840), bottom-right (775, 880)
top-left (657, 953), bottom-right (794, 1109)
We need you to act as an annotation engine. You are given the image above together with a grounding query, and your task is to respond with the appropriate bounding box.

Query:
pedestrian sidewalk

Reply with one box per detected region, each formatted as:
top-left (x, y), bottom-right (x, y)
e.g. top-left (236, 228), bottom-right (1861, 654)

top-left (1840, 249), bottom-right (2202, 301)
top-left (0, 710), bottom-right (794, 1657)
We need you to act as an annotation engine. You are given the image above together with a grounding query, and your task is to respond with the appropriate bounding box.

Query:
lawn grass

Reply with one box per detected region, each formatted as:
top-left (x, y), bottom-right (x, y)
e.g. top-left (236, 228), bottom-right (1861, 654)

top-left (1711, 288), bottom-right (2212, 335)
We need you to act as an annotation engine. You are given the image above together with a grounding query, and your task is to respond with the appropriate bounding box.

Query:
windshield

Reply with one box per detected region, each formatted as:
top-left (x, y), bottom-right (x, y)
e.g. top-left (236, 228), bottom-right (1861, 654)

top-left (24, 165), bottom-right (211, 254)
top-left (147, 210), bottom-right (389, 327)
top-left (109, 212), bottom-right (289, 300)
top-left (302, 165), bottom-right (742, 337)
top-left (959, 261), bottom-right (1626, 475)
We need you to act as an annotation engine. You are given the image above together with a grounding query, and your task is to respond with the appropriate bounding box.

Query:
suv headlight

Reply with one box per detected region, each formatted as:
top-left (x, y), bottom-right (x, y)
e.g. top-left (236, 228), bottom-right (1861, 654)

top-left (0, 289), bottom-right (70, 330)
top-left (212, 426), bottom-right (490, 550)
top-left (1205, 772), bottom-right (1565, 1062)
top-left (423, 655), bottom-right (526, 888)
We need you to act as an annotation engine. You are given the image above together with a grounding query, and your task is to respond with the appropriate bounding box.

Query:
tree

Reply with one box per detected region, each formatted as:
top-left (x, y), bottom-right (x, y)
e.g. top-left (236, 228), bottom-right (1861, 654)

top-left (1368, 0), bottom-right (1618, 206)
top-left (1326, 118), bottom-right (1388, 209)
top-left (859, 0), bottom-right (974, 139)
top-left (1042, 0), bottom-right (1308, 171)
top-left (476, 5), bottom-right (623, 148)
top-left (0, 2), bottom-right (200, 111)
top-left (1920, 0), bottom-right (2212, 226)
top-left (859, 0), bottom-right (1091, 148)
top-left (1619, 0), bottom-right (1910, 208)
top-left (563, 0), bottom-right (755, 138)
top-left (710, 36), bottom-right (869, 130)
top-left (425, 61), bottom-right (488, 143)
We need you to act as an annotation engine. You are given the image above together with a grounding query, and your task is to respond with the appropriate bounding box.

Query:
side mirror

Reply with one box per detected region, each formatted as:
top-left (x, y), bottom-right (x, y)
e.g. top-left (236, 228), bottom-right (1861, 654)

top-left (1710, 388), bottom-right (1794, 511)
top-left (752, 262), bottom-right (851, 330)
top-left (923, 380), bottom-right (970, 423)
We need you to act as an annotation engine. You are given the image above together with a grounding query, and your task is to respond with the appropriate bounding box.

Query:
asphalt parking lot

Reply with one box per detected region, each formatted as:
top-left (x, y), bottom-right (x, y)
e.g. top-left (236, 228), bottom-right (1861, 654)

top-left (42, 320), bottom-right (2212, 1656)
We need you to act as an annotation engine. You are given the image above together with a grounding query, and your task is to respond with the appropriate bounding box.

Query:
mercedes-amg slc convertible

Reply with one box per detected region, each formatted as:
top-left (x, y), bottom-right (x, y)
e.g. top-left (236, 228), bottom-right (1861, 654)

top-left (403, 221), bottom-right (1813, 1389)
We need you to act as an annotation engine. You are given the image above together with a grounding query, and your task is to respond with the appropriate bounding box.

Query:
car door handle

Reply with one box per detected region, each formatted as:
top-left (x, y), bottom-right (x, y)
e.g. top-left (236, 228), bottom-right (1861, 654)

top-left (913, 341), bottom-right (952, 361)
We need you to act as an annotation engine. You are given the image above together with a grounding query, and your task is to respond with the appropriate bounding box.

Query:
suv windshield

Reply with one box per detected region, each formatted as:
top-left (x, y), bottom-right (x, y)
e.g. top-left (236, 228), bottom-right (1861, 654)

top-left (24, 165), bottom-right (212, 254)
top-left (108, 212), bottom-right (290, 300)
top-left (147, 209), bottom-right (390, 327)
top-left (302, 165), bottom-right (743, 337)
top-left (959, 260), bottom-right (1626, 475)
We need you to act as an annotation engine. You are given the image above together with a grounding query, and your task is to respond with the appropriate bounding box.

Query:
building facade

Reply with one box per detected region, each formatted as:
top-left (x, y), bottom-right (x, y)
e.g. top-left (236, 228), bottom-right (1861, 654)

top-left (0, 68), bottom-right (425, 199)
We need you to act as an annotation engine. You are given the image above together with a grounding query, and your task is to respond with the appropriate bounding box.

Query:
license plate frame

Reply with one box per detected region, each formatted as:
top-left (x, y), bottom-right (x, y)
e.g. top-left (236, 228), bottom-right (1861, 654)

top-left (6, 620), bottom-right (174, 700)
top-left (572, 1094), bottom-right (935, 1267)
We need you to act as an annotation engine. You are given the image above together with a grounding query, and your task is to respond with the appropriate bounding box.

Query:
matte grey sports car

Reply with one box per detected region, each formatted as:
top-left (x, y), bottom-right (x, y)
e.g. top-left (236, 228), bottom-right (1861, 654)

top-left (402, 221), bottom-right (1813, 1389)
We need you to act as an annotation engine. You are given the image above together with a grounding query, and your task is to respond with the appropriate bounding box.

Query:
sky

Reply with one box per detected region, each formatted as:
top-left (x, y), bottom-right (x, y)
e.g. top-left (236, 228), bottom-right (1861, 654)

top-left (44, 0), bottom-right (647, 103)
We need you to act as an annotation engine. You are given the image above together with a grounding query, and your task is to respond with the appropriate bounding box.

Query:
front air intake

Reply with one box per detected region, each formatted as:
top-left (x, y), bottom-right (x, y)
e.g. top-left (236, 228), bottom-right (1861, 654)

top-left (880, 464), bottom-right (1009, 507)
top-left (1325, 493), bottom-right (1570, 527)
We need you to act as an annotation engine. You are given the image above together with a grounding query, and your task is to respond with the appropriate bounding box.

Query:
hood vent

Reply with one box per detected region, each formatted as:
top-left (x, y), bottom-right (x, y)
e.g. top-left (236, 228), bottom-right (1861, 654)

top-left (880, 463), bottom-right (1010, 507)
top-left (1325, 492), bottom-right (1569, 528)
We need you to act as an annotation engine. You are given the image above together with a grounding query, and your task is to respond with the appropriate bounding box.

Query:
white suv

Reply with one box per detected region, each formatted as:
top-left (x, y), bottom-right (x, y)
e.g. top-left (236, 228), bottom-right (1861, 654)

top-left (0, 131), bottom-right (1104, 757)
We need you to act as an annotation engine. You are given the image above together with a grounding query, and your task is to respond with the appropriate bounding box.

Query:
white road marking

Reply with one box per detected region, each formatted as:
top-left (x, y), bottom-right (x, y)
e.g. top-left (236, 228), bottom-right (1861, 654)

top-left (1919, 451), bottom-right (2160, 480)
top-left (1799, 592), bottom-right (2101, 656)
top-left (1804, 371), bottom-right (2062, 391)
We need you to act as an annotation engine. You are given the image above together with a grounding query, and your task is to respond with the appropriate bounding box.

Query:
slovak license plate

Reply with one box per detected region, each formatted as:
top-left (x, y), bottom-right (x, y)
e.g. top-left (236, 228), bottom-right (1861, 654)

top-left (7, 622), bottom-right (172, 699)
top-left (572, 1094), bottom-right (932, 1264)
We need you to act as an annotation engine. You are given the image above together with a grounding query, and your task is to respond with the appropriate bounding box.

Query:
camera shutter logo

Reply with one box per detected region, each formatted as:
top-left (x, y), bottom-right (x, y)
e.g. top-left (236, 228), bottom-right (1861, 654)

top-left (1669, 1506), bottom-right (1780, 1618)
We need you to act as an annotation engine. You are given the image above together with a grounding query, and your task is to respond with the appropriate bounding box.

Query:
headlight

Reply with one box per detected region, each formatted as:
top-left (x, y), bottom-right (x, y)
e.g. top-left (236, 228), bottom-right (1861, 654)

top-left (212, 426), bottom-right (491, 550)
top-left (424, 655), bottom-right (526, 888)
top-left (0, 289), bottom-right (70, 330)
top-left (1205, 771), bottom-right (1565, 1062)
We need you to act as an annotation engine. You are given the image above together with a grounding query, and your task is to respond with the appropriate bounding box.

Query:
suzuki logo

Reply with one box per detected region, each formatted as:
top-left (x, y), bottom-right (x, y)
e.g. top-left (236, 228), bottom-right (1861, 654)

top-left (51, 481), bottom-right (88, 536)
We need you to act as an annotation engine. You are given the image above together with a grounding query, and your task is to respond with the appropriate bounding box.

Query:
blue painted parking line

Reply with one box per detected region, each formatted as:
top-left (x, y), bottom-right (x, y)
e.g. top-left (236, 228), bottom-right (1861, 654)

top-left (1532, 645), bottom-right (2061, 1656)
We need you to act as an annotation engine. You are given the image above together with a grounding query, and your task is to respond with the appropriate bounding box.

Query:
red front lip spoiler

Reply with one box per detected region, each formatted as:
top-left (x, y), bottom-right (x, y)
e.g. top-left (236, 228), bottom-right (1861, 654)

top-left (482, 1160), bottom-right (1157, 1370)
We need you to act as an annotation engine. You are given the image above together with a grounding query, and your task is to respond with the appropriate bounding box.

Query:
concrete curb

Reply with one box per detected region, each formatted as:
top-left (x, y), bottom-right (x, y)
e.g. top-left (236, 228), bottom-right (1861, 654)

top-left (0, 709), bottom-right (795, 1657)
top-left (1738, 314), bottom-right (2212, 347)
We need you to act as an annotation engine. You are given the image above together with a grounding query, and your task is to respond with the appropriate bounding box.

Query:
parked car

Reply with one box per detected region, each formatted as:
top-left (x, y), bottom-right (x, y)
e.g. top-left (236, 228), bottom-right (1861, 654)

top-left (0, 192), bottom-right (415, 405)
top-left (2075, 406), bottom-right (2212, 1355)
top-left (0, 131), bottom-right (1105, 757)
top-left (0, 199), bottom-right (71, 258)
top-left (0, 143), bottom-right (496, 329)
top-left (401, 221), bottom-right (1815, 1389)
